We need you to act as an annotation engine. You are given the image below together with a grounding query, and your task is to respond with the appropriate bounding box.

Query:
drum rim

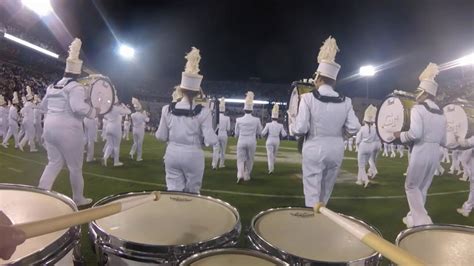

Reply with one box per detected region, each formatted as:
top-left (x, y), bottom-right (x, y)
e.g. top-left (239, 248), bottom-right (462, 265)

top-left (395, 223), bottom-right (474, 246)
top-left (89, 191), bottom-right (241, 260)
top-left (82, 75), bottom-right (115, 116)
top-left (0, 183), bottom-right (80, 265)
top-left (179, 248), bottom-right (289, 266)
top-left (249, 207), bottom-right (382, 264)
top-left (376, 94), bottom-right (414, 144)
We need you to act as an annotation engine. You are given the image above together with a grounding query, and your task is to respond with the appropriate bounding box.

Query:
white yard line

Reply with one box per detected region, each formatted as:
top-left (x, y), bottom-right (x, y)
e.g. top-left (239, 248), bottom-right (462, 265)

top-left (7, 167), bottom-right (22, 173)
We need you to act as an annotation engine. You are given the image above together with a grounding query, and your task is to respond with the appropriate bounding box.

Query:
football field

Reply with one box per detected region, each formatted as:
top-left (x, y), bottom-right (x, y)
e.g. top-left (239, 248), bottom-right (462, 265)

top-left (0, 134), bottom-right (473, 264)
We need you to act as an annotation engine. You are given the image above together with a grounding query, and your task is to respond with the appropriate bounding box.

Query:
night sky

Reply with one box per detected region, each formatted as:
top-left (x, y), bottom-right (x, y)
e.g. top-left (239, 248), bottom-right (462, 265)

top-left (3, 0), bottom-right (474, 98)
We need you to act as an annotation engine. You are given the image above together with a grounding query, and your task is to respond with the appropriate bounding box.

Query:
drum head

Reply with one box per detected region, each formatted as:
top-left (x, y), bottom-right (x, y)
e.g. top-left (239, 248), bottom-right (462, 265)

top-left (287, 87), bottom-right (299, 136)
top-left (376, 96), bottom-right (406, 143)
top-left (252, 208), bottom-right (378, 263)
top-left (90, 78), bottom-right (115, 115)
top-left (180, 249), bottom-right (287, 266)
top-left (93, 192), bottom-right (239, 246)
top-left (397, 225), bottom-right (474, 265)
top-left (444, 104), bottom-right (468, 148)
top-left (0, 184), bottom-right (77, 264)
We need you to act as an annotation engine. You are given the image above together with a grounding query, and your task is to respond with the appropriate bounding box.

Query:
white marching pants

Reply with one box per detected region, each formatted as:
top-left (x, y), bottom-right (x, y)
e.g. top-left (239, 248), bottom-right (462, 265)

top-left (123, 127), bottom-right (130, 140)
top-left (85, 126), bottom-right (96, 162)
top-left (35, 122), bottom-right (43, 143)
top-left (2, 123), bottom-right (19, 147)
top-left (357, 142), bottom-right (374, 183)
top-left (236, 137), bottom-right (257, 180)
top-left (441, 148), bottom-right (450, 163)
top-left (164, 143), bottom-right (204, 193)
top-left (460, 149), bottom-right (472, 179)
top-left (450, 150), bottom-right (461, 173)
top-left (19, 122), bottom-right (36, 151)
top-left (130, 128), bottom-right (145, 160)
top-left (302, 138), bottom-right (344, 207)
top-left (38, 117), bottom-right (88, 202)
top-left (104, 127), bottom-right (122, 164)
top-left (265, 137), bottom-right (280, 173)
top-left (212, 135), bottom-right (228, 168)
top-left (461, 158), bottom-right (474, 212)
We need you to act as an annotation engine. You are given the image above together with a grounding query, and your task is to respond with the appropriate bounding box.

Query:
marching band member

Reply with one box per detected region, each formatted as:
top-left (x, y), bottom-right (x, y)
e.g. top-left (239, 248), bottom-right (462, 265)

top-left (347, 136), bottom-right (354, 152)
top-left (449, 149), bottom-right (462, 175)
top-left (0, 96), bottom-right (8, 142)
top-left (356, 105), bottom-right (378, 187)
top-left (441, 147), bottom-right (450, 163)
top-left (38, 38), bottom-right (96, 206)
top-left (456, 137), bottom-right (474, 217)
top-left (397, 144), bottom-right (404, 158)
top-left (33, 95), bottom-right (44, 145)
top-left (394, 63), bottom-right (446, 227)
top-left (293, 36), bottom-right (360, 206)
top-left (84, 116), bottom-right (98, 162)
top-left (19, 86), bottom-right (37, 152)
top-left (101, 117), bottom-right (107, 142)
top-left (389, 143), bottom-right (397, 158)
top-left (367, 138), bottom-right (381, 178)
top-left (382, 143), bottom-right (389, 157)
top-left (102, 96), bottom-right (131, 167)
top-left (235, 91), bottom-right (262, 183)
top-left (211, 97), bottom-right (231, 169)
top-left (123, 114), bottom-right (131, 141)
top-left (129, 97), bottom-right (149, 161)
top-left (156, 47), bottom-right (217, 193)
top-left (2, 92), bottom-right (20, 149)
top-left (262, 104), bottom-right (287, 174)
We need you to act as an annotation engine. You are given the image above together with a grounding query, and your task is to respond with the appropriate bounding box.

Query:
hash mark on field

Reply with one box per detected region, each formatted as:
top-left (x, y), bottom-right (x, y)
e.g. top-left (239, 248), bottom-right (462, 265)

top-left (7, 167), bottom-right (22, 173)
top-left (0, 151), bottom-right (469, 200)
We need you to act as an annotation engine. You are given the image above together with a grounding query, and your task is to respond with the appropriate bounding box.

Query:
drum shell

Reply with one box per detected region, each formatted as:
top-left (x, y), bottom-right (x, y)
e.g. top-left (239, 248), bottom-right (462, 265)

top-left (287, 82), bottom-right (316, 137)
top-left (78, 75), bottom-right (115, 115)
top-left (89, 191), bottom-right (241, 265)
top-left (179, 248), bottom-right (288, 266)
top-left (0, 183), bottom-right (81, 265)
top-left (443, 104), bottom-right (474, 148)
top-left (376, 94), bottom-right (416, 144)
top-left (248, 207), bottom-right (382, 266)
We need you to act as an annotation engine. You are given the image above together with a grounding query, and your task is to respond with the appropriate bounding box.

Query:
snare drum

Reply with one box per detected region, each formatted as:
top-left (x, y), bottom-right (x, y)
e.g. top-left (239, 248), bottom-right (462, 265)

top-left (248, 207), bottom-right (381, 265)
top-left (396, 224), bottom-right (474, 265)
top-left (0, 184), bottom-right (80, 265)
top-left (89, 191), bottom-right (241, 264)
top-left (376, 91), bottom-right (416, 143)
top-left (443, 103), bottom-right (474, 148)
top-left (78, 74), bottom-right (116, 115)
top-left (287, 81), bottom-right (316, 136)
top-left (180, 248), bottom-right (288, 266)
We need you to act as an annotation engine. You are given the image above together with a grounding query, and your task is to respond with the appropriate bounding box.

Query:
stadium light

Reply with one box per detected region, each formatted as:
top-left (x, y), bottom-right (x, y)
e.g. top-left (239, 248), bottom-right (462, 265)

top-left (359, 65), bottom-right (376, 77)
top-left (22, 0), bottom-right (53, 17)
top-left (459, 53), bottom-right (474, 66)
top-left (3, 33), bottom-right (59, 59)
top-left (118, 44), bottom-right (135, 60)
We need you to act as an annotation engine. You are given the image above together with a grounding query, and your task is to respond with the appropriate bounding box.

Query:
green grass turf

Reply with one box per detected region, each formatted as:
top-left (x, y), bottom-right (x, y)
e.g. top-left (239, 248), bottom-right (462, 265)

top-left (0, 134), bottom-right (473, 264)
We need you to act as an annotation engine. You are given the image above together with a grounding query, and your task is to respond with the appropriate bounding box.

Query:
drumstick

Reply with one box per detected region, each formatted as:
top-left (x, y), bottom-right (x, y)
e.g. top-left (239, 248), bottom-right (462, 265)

top-left (313, 203), bottom-right (424, 266)
top-left (13, 191), bottom-right (160, 239)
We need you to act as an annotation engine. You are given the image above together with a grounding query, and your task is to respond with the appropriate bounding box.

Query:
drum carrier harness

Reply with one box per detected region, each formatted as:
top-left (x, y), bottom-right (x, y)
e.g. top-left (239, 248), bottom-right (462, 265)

top-left (419, 102), bottom-right (443, 115)
top-left (169, 102), bottom-right (203, 117)
top-left (312, 89), bottom-right (346, 103)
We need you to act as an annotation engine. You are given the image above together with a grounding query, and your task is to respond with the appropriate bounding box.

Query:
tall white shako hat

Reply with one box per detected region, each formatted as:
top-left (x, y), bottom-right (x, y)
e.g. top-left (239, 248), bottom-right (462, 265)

top-left (417, 63), bottom-right (439, 96)
top-left (0, 95), bottom-right (5, 106)
top-left (26, 86), bottom-right (34, 101)
top-left (21, 95), bottom-right (27, 104)
top-left (132, 97), bottom-right (142, 111)
top-left (33, 94), bottom-right (41, 104)
top-left (219, 97), bottom-right (226, 112)
top-left (244, 91), bottom-right (255, 111)
top-left (65, 38), bottom-right (83, 75)
top-left (272, 103), bottom-right (280, 119)
top-left (315, 36), bottom-right (340, 81)
top-left (180, 47), bottom-right (203, 92)
top-left (363, 104), bottom-right (377, 123)
top-left (12, 92), bottom-right (19, 104)
top-left (171, 86), bottom-right (183, 103)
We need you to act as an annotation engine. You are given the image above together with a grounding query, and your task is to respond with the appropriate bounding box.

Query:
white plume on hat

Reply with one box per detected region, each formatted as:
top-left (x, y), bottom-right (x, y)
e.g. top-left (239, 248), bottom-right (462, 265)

top-left (26, 86), bottom-right (34, 100)
top-left (33, 94), bottom-right (41, 104)
top-left (364, 104), bottom-right (377, 123)
top-left (244, 91), bottom-right (255, 111)
top-left (418, 63), bottom-right (439, 96)
top-left (219, 97), bottom-right (226, 112)
top-left (172, 87), bottom-right (183, 103)
top-left (132, 97), bottom-right (142, 111)
top-left (272, 104), bottom-right (280, 119)
top-left (65, 38), bottom-right (83, 75)
top-left (12, 92), bottom-right (19, 104)
top-left (0, 95), bottom-right (5, 106)
top-left (315, 36), bottom-right (341, 80)
top-left (180, 47), bottom-right (203, 92)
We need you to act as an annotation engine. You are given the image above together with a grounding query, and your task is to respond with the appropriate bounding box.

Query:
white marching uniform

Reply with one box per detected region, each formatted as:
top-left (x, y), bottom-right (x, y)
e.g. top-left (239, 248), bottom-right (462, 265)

top-left (347, 137), bottom-right (354, 151)
top-left (397, 144), bottom-right (404, 158)
top-left (33, 104), bottom-right (44, 143)
top-left (460, 149), bottom-right (472, 180)
top-left (123, 119), bottom-right (131, 140)
top-left (356, 124), bottom-right (379, 185)
top-left (235, 113), bottom-right (263, 181)
top-left (19, 101), bottom-right (37, 151)
top-left (382, 143), bottom-right (389, 157)
top-left (389, 143), bottom-right (397, 158)
top-left (84, 117), bottom-right (98, 162)
top-left (262, 121), bottom-right (287, 173)
top-left (101, 118), bottom-right (107, 142)
top-left (38, 78), bottom-right (96, 203)
top-left (458, 138), bottom-right (474, 216)
top-left (130, 111), bottom-right (149, 161)
top-left (103, 105), bottom-right (131, 166)
top-left (0, 106), bottom-right (8, 140)
top-left (293, 85), bottom-right (360, 206)
top-left (400, 99), bottom-right (446, 227)
top-left (156, 101), bottom-right (217, 193)
top-left (2, 105), bottom-right (20, 147)
top-left (441, 147), bottom-right (450, 163)
top-left (449, 150), bottom-right (462, 174)
top-left (212, 113), bottom-right (231, 169)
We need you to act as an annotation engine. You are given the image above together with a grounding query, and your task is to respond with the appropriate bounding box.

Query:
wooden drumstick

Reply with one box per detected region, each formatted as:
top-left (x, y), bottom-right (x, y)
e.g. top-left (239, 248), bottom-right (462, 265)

top-left (313, 203), bottom-right (424, 266)
top-left (13, 191), bottom-right (161, 239)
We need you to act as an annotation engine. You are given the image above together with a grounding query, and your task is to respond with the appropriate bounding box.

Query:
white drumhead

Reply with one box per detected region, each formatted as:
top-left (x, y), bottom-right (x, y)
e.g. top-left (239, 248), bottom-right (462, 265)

top-left (399, 229), bottom-right (474, 265)
top-left (444, 104), bottom-right (468, 148)
top-left (95, 193), bottom-right (238, 245)
top-left (90, 78), bottom-right (114, 115)
top-left (287, 87), bottom-right (299, 136)
top-left (254, 208), bottom-right (377, 262)
top-left (377, 96), bottom-right (405, 142)
top-left (189, 254), bottom-right (276, 266)
top-left (0, 189), bottom-right (75, 264)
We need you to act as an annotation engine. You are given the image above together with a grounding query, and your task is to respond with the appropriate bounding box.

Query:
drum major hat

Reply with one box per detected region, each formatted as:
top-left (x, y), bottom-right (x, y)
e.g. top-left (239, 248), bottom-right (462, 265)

top-left (244, 91), bottom-right (255, 111)
top-left (272, 104), bottom-right (279, 119)
top-left (26, 86), bottom-right (34, 101)
top-left (315, 36), bottom-right (341, 81)
top-left (132, 97), bottom-right (142, 111)
top-left (417, 63), bottom-right (439, 96)
top-left (363, 104), bottom-right (377, 123)
top-left (0, 95), bottom-right (5, 106)
top-left (180, 47), bottom-right (203, 92)
top-left (65, 38), bottom-right (83, 75)
top-left (219, 97), bottom-right (226, 112)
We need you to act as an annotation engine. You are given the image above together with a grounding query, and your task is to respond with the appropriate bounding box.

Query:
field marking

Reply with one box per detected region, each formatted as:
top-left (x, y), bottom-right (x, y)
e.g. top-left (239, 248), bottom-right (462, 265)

top-left (7, 167), bottom-right (22, 173)
top-left (0, 151), bottom-right (469, 200)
